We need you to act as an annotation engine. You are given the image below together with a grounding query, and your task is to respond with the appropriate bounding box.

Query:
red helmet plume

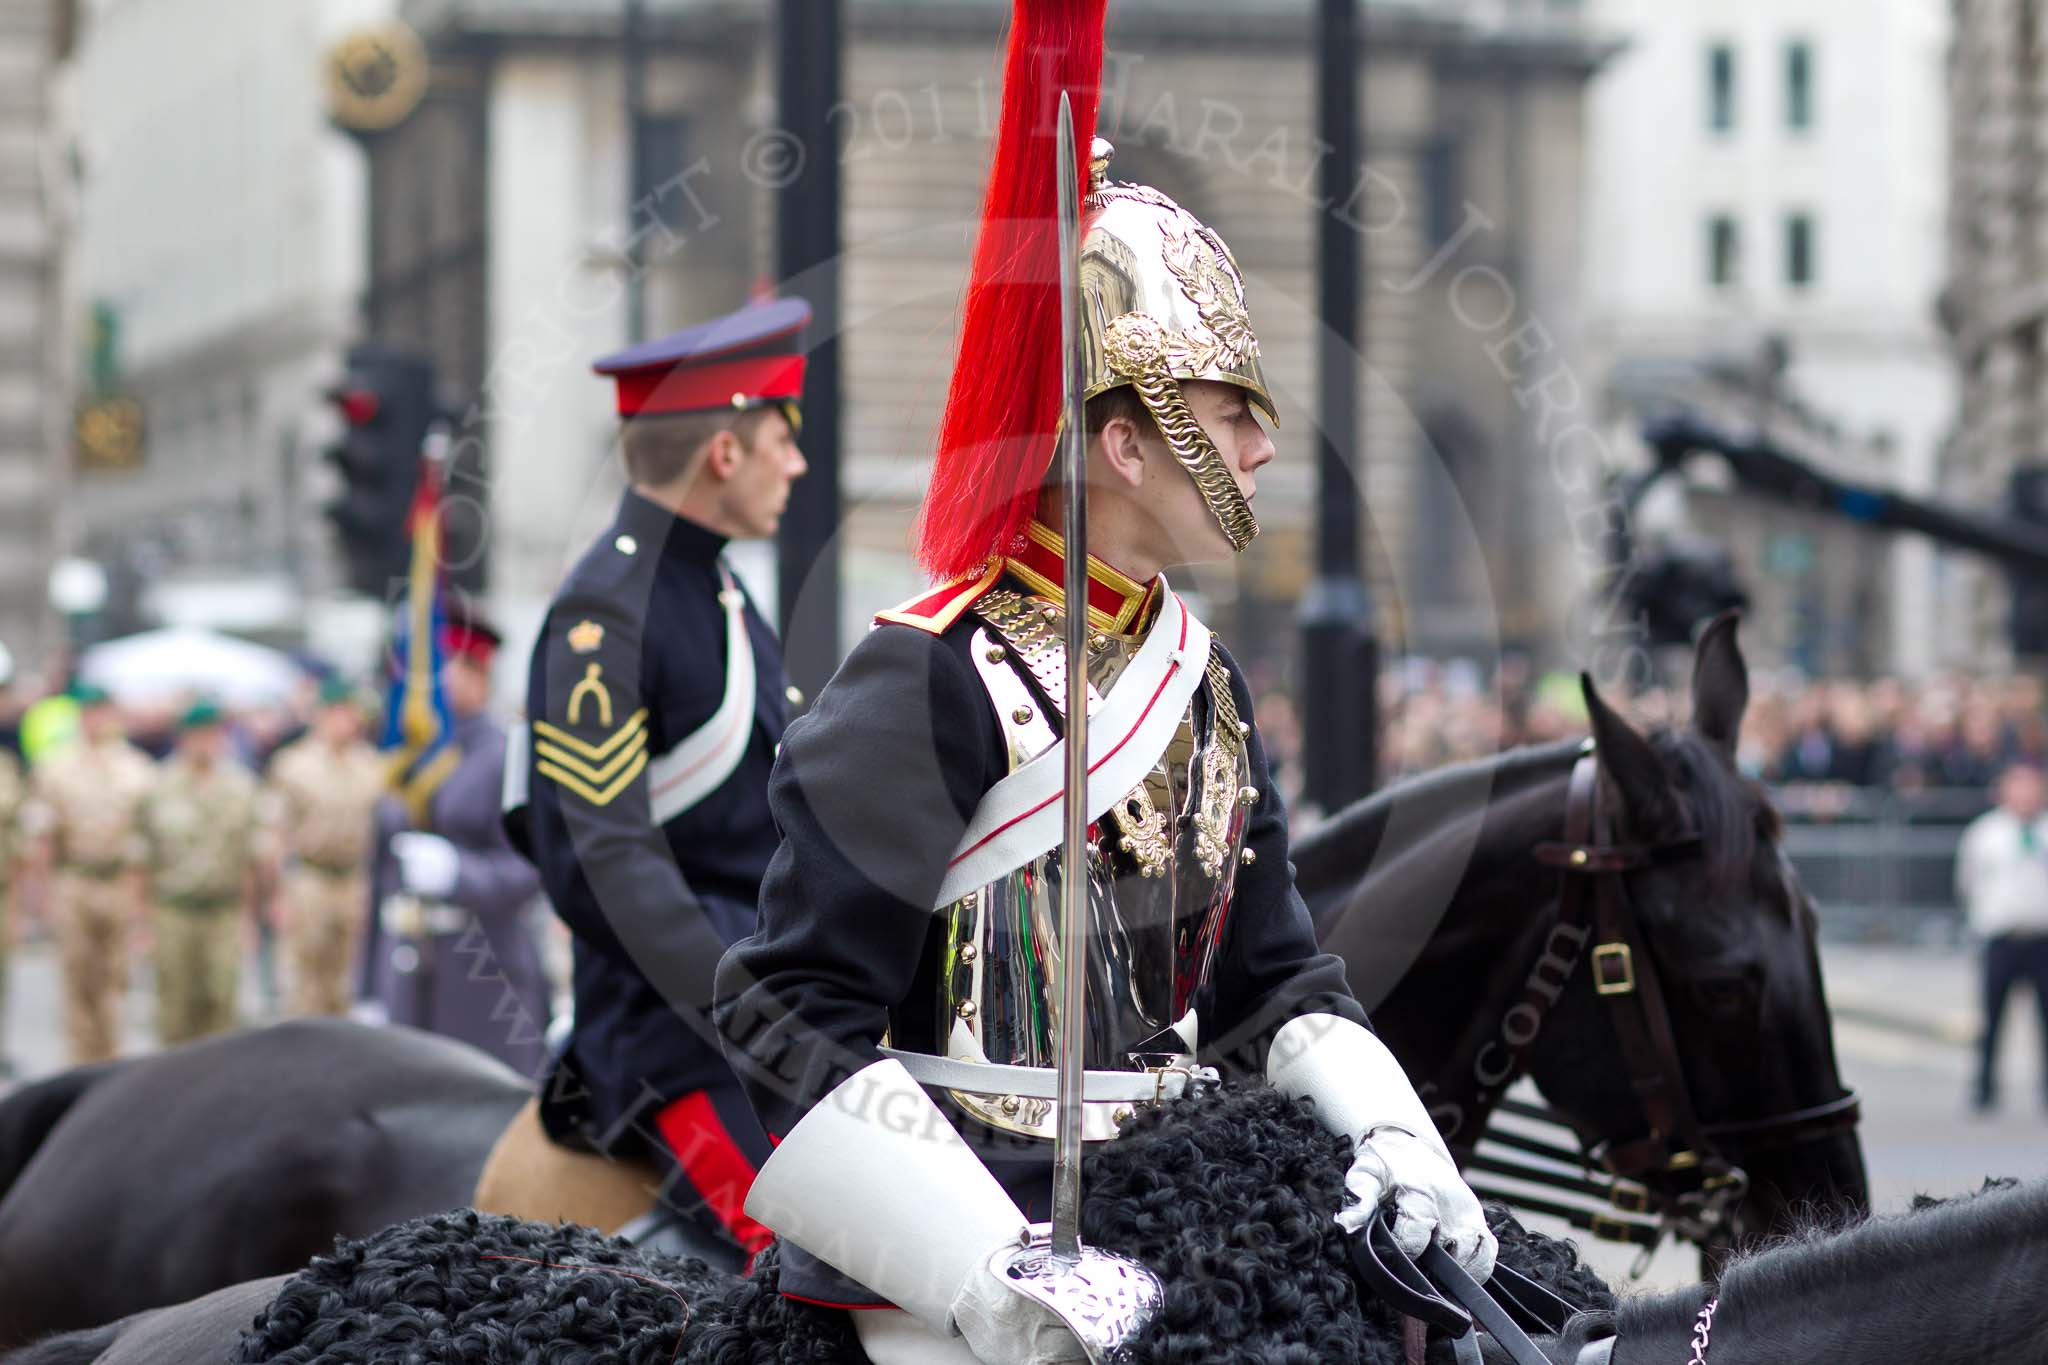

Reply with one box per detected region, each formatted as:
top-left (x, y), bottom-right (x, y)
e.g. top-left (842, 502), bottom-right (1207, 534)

top-left (915, 0), bottom-right (1108, 582)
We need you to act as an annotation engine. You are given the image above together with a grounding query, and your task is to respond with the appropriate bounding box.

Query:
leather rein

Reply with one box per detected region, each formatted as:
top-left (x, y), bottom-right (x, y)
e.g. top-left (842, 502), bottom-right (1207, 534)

top-left (1464, 750), bottom-right (1862, 1267)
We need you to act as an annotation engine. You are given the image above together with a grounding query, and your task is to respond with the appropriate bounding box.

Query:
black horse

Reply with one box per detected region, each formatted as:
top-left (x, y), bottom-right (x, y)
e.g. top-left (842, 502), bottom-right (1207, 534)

top-left (0, 616), bottom-right (1863, 1342)
top-left (1300, 614), bottom-right (1869, 1261)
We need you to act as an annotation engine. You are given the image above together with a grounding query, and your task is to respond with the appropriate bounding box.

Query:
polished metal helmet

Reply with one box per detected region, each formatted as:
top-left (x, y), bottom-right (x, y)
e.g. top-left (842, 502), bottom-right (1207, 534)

top-left (1079, 139), bottom-right (1273, 552)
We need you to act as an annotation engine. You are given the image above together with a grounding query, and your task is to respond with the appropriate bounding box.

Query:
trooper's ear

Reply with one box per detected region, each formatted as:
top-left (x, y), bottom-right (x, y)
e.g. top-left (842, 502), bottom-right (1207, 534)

top-left (1690, 610), bottom-right (1749, 757)
top-left (1094, 413), bottom-right (1150, 491)
top-left (1582, 673), bottom-right (1684, 840)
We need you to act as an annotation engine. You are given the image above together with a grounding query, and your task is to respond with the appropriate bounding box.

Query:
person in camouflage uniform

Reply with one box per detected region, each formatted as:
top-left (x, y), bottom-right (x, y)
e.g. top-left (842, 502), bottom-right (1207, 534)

top-left (265, 678), bottom-right (384, 1016)
top-left (140, 700), bottom-right (260, 1046)
top-left (22, 683), bottom-right (155, 1063)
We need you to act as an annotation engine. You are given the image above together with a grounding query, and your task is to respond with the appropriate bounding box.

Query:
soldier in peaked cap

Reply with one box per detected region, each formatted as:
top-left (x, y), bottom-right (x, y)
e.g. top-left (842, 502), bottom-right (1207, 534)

top-left (496, 297), bottom-right (810, 1269)
top-left (712, 6), bottom-right (1493, 1362)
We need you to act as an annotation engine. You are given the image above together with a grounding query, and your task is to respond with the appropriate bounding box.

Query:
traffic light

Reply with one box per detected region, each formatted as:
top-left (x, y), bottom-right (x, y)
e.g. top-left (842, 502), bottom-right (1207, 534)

top-left (323, 346), bottom-right (436, 598)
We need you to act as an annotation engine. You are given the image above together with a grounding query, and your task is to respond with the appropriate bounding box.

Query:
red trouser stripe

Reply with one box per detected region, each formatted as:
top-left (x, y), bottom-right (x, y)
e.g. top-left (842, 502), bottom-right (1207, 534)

top-left (655, 1091), bottom-right (773, 1254)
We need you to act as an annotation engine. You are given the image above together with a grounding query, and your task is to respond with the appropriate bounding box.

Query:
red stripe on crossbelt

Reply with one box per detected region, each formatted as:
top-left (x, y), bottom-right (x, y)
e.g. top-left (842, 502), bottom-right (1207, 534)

top-left (615, 355), bottom-right (805, 417)
top-left (655, 1092), bottom-right (774, 1254)
top-left (947, 599), bottom-right (1190, 869)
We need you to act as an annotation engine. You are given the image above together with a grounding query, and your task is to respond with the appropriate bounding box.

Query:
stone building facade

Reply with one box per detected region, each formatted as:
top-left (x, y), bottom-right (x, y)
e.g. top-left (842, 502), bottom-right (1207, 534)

top-left (0, 0), bottom-right (72, 676)
top-left (1584, 0), bottom-right (1953, 678)
top-left (1946, 0), bottom-right (2048, 666)
top-left (381, 0), bottom-right (1613, 685)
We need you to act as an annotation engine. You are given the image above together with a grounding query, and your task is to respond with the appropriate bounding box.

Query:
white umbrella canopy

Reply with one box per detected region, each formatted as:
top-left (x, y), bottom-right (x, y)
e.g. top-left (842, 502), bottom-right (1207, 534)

top-left (78, 627), bottom-right (305, 708)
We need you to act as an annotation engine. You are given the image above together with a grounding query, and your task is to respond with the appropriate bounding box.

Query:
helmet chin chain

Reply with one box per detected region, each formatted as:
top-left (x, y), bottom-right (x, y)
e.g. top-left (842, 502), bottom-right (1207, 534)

top-left (1129, 368), bottom-right (1260, 553)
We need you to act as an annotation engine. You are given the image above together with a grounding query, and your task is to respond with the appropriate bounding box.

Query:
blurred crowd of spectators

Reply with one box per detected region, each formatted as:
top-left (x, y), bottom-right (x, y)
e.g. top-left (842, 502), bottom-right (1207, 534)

top-left (1371, 659), bottom-right (2048, 798)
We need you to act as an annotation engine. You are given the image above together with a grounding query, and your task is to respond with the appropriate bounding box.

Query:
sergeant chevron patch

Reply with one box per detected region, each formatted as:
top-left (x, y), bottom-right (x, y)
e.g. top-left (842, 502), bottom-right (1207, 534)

top-left (534, 707), bottom-right (650, 806)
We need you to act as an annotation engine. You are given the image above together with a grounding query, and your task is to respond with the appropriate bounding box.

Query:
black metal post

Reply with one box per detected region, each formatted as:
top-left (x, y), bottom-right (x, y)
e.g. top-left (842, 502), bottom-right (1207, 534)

top-left (1300, 0), bottom-right (1379, 811)
top-left (623, 0), bottom-right (648, 345)
top-left (774, 0), bottom-right (844, 694)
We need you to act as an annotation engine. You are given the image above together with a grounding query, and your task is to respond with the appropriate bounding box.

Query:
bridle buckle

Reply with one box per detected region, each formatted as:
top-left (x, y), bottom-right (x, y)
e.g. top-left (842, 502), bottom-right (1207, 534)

top-left (1592, 942), bottom-right (1636, 995)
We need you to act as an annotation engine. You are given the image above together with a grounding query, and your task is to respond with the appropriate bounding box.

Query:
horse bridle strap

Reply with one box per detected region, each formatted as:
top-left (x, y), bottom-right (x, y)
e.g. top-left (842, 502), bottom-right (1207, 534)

top-left (1553, 755), bottom-right (1725, 1183)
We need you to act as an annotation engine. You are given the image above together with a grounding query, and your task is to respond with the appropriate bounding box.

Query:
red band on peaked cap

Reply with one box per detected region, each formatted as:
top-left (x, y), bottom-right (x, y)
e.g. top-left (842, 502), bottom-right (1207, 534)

top-left (594, 296), bottom-right (811, 419)
top-left (612, 354), bottom-right (807, 417)
top-left (439, 623), bottom-right (498, 665)
top-left (916, 0), bottom-right (1108, 582)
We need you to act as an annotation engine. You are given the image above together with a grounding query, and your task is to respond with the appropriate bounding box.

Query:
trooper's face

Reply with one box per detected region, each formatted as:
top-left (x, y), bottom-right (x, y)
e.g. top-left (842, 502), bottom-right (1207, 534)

top-left (721, 409), bottom-right (809, 539)
top-left (1140, 379), bottom-right (1275, 563)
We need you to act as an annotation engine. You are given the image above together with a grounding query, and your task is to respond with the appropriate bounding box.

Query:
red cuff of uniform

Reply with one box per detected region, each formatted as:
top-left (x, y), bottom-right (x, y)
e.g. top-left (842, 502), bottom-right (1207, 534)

top-left (654, 1091), bottom-right (774, 1254)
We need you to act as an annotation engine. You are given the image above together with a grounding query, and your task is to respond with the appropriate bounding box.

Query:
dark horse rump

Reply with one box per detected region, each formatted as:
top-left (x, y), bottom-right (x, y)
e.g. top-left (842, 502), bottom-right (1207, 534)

top-left (0, 1020), bottom-right (529, 1349)
top-left (0, 1063), bottom-right (125, 1211)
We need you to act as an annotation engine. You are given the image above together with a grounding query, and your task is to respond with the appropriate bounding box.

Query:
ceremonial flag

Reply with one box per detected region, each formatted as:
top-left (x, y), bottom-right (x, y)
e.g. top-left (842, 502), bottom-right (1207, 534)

top-left (383, 445), bottom-right (460, 823)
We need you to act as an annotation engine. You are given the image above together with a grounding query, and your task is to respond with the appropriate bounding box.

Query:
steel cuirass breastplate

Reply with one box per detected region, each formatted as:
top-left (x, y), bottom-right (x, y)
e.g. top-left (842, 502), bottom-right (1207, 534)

top-left (926, 588), bottom-right (1254, 1141)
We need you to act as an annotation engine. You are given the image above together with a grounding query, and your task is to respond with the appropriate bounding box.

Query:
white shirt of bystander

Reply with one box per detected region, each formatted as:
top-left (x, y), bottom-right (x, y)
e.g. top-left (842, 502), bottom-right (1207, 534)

top-left (1955, 808), bottom-right (2048, 938)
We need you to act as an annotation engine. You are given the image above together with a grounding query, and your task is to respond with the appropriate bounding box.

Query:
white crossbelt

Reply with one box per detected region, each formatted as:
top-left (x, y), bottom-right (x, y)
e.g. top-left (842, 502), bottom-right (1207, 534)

top-left (501, 564), bottom-right (757, 828)
top-left (646, 565), bottom-right (757, 825)
top-left (932, 579), bottom-right (1211, 908)
top-left (379, 895), bottom-right (472, 937)
top-left (877, 1045), bottom-right (1214, 1104)
top-left (501, 719), bottom-right (530, 815)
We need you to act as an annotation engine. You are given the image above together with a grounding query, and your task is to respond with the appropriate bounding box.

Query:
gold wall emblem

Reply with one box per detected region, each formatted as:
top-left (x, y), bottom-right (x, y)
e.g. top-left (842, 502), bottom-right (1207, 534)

top-left (324, 22), bottom-right (429, 133)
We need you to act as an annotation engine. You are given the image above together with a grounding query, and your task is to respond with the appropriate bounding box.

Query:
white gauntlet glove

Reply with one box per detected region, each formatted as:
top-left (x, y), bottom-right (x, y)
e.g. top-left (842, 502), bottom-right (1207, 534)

top-left (1268, 1014), bottom-right (1497, 1283)
top-left (950, 1262), bottom-right (1088, 1364)
top-left (746, 1060), bottom-right (1085, 1365)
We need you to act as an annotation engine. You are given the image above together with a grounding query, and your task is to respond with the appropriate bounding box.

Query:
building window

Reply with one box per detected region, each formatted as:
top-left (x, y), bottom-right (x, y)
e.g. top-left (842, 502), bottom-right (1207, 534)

top-left (1708, 43), bottom-right (1736, 132)
top-left (634, 113), bottom-right (694, 232)
top-left (1785, 41), bottom-right (1814, 129)
top-left (1708, 215), bottom-right (1740, 287)
top-left (1786, 213), bottom-right (1815, 287)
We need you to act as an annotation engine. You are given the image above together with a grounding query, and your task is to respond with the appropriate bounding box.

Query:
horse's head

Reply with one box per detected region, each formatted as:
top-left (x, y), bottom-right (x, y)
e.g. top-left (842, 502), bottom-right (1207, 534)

top-left (1525, 614), bottom-right (1870, 1252)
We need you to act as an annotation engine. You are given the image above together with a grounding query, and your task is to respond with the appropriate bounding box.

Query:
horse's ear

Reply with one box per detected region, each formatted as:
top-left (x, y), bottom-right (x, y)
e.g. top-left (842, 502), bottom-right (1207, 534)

top-left (1690, 609), bottom-right (1749, 756)
top-left (1581, 672), bottom-right (1683, 839)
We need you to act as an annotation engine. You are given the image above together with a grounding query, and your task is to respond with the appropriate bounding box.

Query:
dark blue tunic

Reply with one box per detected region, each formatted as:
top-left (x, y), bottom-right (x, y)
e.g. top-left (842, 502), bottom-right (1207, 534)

top-left (511, 489), bottom-right (790, 1231)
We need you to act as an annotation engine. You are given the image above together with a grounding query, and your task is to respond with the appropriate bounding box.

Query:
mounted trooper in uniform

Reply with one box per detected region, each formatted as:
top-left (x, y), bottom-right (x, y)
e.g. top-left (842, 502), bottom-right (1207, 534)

top-left (716, 6), bottom-right (1494, 1363)
top-left (497, 298), bottom-right (811, 1268)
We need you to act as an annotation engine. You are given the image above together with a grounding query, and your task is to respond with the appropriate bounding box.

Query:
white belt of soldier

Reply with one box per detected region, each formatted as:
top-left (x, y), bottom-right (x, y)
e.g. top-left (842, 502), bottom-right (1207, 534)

top-left (379, 893), bottom-right (471, 938)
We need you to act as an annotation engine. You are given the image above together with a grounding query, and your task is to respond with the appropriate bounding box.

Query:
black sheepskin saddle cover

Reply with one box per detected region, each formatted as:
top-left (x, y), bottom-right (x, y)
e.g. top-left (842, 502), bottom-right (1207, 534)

top-left (236, 1085), bottom-right (1614, 1364)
